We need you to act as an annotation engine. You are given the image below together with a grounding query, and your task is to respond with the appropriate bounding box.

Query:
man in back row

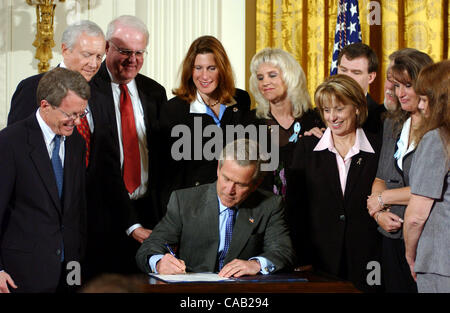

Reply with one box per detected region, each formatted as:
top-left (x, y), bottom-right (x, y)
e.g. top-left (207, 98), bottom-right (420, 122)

top-left (337, 42), bottom-right (385, 136)
top-left (85, 15), bottom-right (167, 279)
top-left (8, 20), bottom-right (105, 128)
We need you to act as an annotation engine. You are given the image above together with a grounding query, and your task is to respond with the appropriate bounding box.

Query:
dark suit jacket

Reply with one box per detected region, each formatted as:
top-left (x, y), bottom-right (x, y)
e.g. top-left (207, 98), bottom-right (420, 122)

top-left (286, 130), bottom-right (382, 292)
top-left (88, 61), bottom-right (168, 229)
top-left (0, 115), bottom-right (86, 293)
top-left (7, 73), bottom-right (45, 125)
top-left (375, 118), bottom-right (415, 239)
top-left (136, 183), bottom-right (296, 274)
top-left (84, 62), bottom-right (167, 277)
top-left (243, 108), bottom-right (324, 195)
top-left (159, 90), bottom-right (250, 207)
top-left (363, 93), bottom-right (385, 143)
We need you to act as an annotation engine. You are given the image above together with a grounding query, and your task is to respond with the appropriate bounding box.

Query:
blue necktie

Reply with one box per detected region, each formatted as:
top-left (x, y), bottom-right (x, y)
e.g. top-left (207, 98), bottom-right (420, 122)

top-left (218, 208), bottom-right (236, 270)
top-left (52, 135), bottom-right (63, 198)
top-left (52, 135), bottom-right (65, 262)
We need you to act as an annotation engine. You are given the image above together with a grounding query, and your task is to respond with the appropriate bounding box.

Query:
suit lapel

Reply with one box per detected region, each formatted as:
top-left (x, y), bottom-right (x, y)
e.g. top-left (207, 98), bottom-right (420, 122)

top-left (200, 183), bottom-right (221, 270)
top-left (344, 152), bottom-right (367, 202)
top-left (319, 150), bottom-right (344, 202)
top-left (62, 135), bottom-right (77, 213)
top-left (225, 205), bottom-right (258, 263)
top-left (27, 116), bottom-right (62, 213)
top-left (92, 62), bottom-right (121, 156)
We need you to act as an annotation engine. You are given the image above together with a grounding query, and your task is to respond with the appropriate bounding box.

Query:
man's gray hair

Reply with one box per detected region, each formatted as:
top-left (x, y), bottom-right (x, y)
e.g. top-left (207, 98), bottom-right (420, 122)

top-left (218, 138), bottom-right (265, 181)
top-left (106, 15), bottom-right (149, 45)
top-left (61, 20), bottom-right (105, 50)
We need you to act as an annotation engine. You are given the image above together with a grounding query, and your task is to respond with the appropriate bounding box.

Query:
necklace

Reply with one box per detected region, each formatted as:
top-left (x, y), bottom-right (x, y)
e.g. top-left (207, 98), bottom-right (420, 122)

top-left (208, 99), bottom-right (220, 107)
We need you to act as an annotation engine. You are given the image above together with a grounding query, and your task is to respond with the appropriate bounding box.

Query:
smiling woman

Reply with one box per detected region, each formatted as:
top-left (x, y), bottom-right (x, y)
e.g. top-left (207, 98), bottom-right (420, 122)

top-left (286, 74), bottom-right (382, 292)
top-left (367, 49), bottom-right (433, 293)
top-left (159, 35), bottom-right (251, 210)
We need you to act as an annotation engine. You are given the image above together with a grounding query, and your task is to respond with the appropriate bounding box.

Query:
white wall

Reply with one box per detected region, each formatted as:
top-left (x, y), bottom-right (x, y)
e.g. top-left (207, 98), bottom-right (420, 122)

top-left (0, 0), bottom-right (246, 129)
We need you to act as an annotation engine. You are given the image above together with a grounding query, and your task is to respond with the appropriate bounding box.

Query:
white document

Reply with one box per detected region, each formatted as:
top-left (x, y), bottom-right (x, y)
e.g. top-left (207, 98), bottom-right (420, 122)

top-left (149, 272), bottom-right (233, 283)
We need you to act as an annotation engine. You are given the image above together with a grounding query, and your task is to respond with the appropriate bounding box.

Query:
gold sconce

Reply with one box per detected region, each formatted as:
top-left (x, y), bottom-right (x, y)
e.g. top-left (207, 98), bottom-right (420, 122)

top-left (27, 0), bottom-right (65, 73)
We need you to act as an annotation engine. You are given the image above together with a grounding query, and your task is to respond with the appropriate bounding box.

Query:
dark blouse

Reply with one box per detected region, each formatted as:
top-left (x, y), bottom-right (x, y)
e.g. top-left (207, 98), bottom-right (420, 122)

top-left (245, 108), bottom-right (324, 199)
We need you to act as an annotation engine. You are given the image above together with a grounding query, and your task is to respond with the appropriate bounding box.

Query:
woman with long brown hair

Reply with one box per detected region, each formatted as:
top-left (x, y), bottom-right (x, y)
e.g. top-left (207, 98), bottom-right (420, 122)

top-left (160, 36), bottom-right (250, 208)
top-left (404, 60), bottom-right (450, 292)
top-left (366, 49), bottom-right (433, 292)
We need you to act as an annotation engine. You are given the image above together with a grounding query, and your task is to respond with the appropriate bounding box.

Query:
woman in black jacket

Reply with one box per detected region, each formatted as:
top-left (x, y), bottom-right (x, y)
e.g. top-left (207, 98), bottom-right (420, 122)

top-left (160, 36), bottom-right (250, 207)
top-left (287, 75), bottom-right (382, 292)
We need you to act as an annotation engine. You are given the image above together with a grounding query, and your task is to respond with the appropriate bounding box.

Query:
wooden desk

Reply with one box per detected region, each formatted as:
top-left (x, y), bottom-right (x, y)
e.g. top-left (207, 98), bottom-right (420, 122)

top-left (138, 271), bottom-right (360, 293)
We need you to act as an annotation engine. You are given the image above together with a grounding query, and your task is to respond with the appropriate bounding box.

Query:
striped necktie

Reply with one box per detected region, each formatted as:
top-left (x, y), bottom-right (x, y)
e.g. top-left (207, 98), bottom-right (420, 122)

top-left (77, 115), bottom-right (90, 167)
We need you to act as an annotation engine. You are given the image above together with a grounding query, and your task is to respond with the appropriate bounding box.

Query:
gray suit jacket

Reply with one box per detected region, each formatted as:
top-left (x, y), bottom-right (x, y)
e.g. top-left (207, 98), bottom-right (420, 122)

top-left (136, 182), bottom-right (296, 273)
top-left (376, 118), bottom-right (415, 239)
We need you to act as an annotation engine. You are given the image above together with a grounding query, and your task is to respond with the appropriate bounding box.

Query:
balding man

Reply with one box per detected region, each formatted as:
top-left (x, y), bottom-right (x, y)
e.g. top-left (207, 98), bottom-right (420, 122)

top-left (85, 15), bottom-right (167, 278)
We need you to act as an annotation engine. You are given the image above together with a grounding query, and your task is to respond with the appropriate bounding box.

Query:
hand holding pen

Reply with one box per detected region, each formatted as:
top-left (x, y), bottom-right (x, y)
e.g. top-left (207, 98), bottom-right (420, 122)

top-left (156, 243), bottom-right (187, 274)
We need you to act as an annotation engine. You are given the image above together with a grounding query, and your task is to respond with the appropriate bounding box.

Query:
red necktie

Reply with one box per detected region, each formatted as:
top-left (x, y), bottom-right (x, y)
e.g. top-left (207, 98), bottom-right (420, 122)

top-left (77, 115), bottom-right (90, 167)
top-left (119, 84), bottom-right (141, 194)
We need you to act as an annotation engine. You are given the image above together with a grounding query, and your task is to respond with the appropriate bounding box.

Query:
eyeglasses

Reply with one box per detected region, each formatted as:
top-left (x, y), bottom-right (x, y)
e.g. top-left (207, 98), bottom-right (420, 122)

top-left (52, 105), bottom-right (89, 121)
top-left (109, 41), bottom-right (147, 58)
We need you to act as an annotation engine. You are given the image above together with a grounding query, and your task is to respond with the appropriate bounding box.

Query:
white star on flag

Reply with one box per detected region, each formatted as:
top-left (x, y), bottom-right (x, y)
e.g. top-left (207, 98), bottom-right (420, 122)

top-left (350, 3), bottom-right (358, 16)
top-left (330, 0), bottom-right (362, 75)
top-left (331, 60), bottom-right (338, 71)
top-left (348, 22), bottom-right (356, 34)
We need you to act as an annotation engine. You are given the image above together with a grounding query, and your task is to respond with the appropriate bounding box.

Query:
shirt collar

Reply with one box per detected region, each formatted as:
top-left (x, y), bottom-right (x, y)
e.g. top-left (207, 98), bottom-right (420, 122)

top-left (60, 61), bottom-right (67, 69)
top-left (190, 91), bottom-right (209, 114)
top-left (35, 109), bottom-right (66, 146)
top-left (218, 196), bottom-right (228, 214)
top-left (398, 117), bottom-right (415, 151)
top-left (313, 127), bottom-right (374, 155)
top-left (217, 195), bottom-right (239, 214)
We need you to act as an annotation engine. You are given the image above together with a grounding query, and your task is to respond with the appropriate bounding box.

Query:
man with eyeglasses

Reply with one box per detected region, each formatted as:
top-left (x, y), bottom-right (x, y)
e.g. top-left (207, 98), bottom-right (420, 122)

top-left (0, 68), bottom-right (89, 293)
top-left (8, 20), bottom-right (105, 170)
top-left (8, 20), bottom-right (105, 127)
top-left (85, 15), bottom-right (167, 279)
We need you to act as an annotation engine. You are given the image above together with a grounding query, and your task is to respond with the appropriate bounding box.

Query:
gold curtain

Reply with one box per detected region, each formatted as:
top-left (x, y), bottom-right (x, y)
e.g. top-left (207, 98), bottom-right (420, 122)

top-left (255, 0), bottom-right (449, 105)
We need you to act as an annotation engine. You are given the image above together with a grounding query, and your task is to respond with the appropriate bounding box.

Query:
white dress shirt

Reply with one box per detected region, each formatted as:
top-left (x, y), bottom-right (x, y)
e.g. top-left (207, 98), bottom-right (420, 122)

top-left (36, 109), bottom-right (65, 165)
top-left (393, 117), bottom-right (415, 171)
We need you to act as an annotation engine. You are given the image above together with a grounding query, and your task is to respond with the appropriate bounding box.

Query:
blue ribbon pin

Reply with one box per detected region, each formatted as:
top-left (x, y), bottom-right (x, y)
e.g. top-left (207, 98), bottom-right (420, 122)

top-left (288, 122), bottom-right (301, 143)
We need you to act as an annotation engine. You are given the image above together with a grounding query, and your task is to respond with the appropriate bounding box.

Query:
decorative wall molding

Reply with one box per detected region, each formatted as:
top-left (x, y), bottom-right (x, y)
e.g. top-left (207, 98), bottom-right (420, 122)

top-left (0, 0), bottom-right (246, 129)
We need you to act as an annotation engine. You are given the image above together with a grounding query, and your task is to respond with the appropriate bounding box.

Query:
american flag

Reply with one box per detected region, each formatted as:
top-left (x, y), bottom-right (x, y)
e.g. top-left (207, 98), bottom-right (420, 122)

top-left (330, 0), bottom-right (362, 75)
